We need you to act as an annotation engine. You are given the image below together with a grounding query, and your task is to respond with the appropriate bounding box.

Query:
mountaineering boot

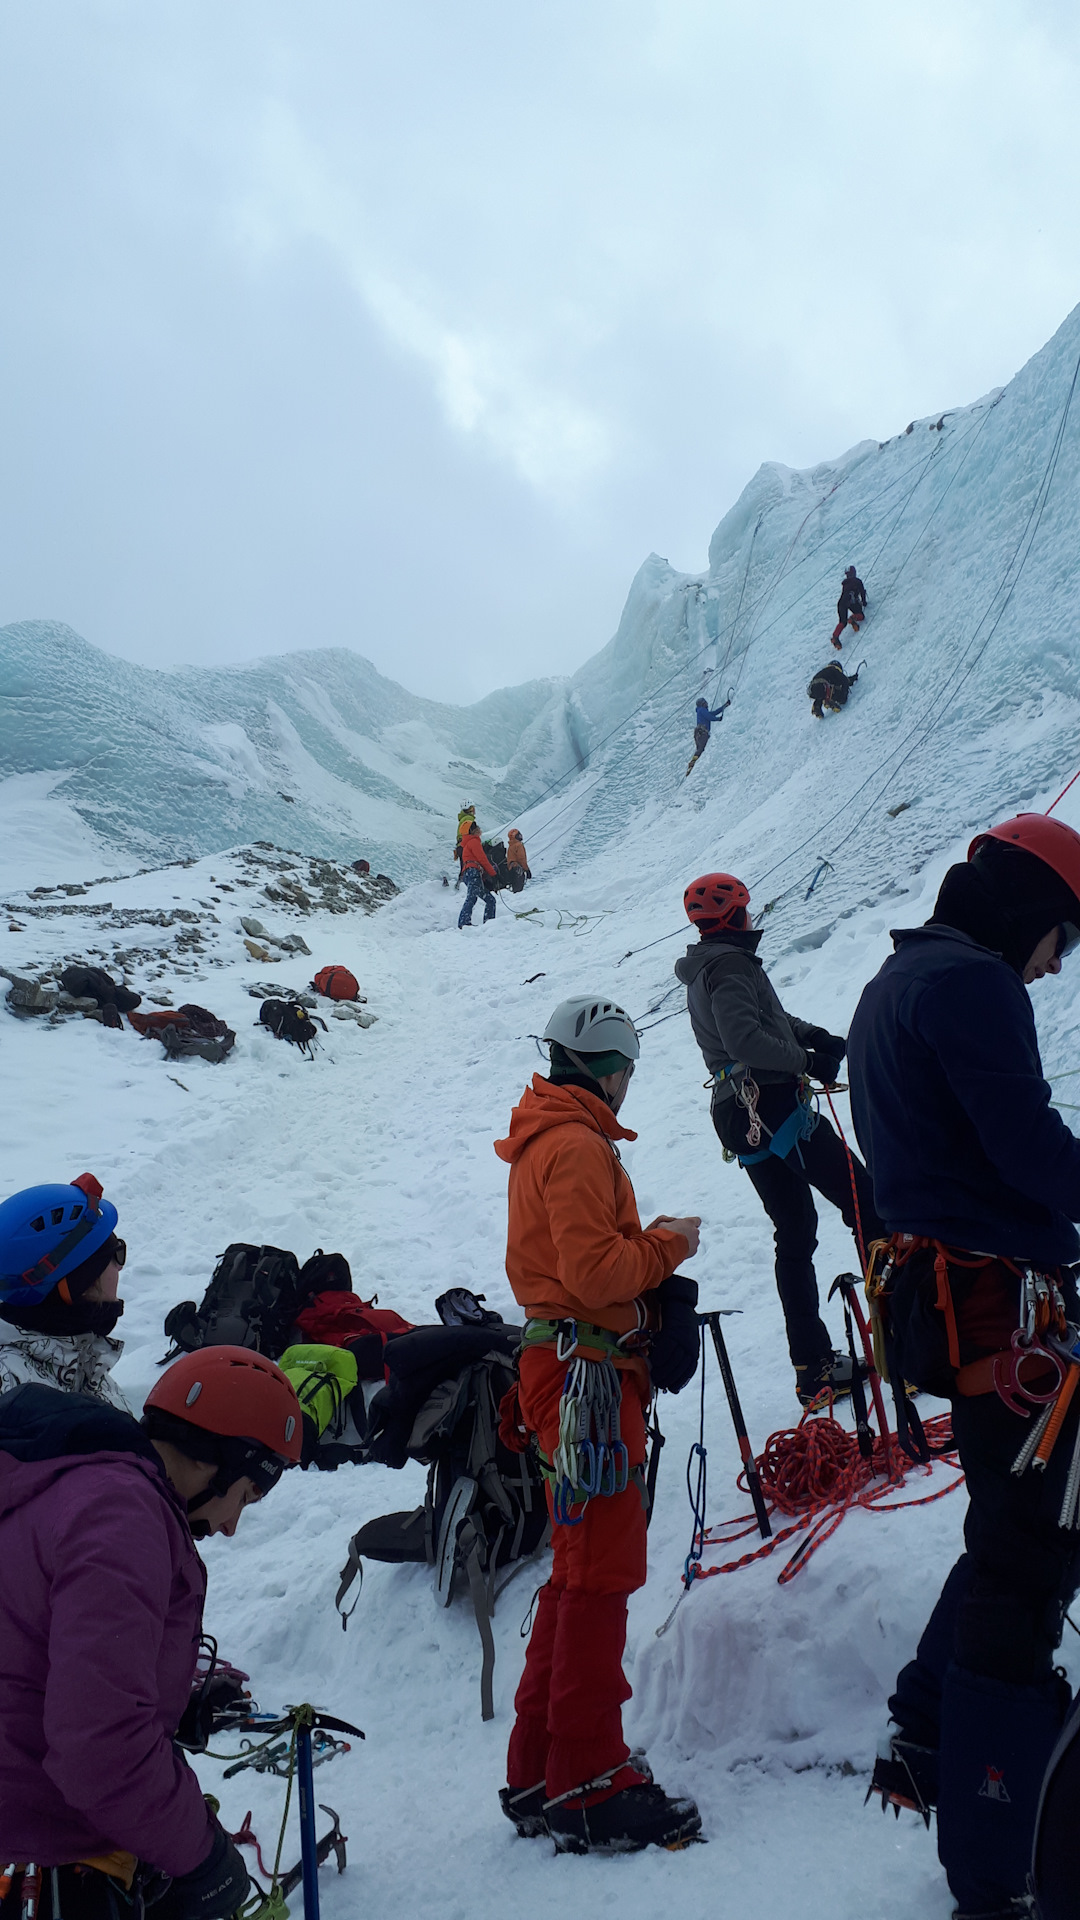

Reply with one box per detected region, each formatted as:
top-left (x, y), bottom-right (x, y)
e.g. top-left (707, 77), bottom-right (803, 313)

top-left (796, 1349), bottom-right (861, 1408)
top-left (499, 1751), bottom-right (655, 1838)
top-left (499, 1782), bottom-right (548, 1838)
top-left (867, 1725), bottom-right (938, 1826)
top-left (937, 1666), bottom-right (1068, 1916)
top-left (545, 1777), bottom-right (703, 1854)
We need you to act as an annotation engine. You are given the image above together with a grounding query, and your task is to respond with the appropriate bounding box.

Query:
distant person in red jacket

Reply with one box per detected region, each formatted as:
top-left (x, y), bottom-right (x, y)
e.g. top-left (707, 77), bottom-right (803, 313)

top-left (458, 822), bottom-right (498, 928)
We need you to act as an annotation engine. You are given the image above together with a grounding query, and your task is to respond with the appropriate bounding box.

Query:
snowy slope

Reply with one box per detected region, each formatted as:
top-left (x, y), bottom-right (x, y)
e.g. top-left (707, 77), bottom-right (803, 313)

top-left (3, 303), bottom-right (1080, 1919)
top-left (0, 626), bottom-right (563, 884)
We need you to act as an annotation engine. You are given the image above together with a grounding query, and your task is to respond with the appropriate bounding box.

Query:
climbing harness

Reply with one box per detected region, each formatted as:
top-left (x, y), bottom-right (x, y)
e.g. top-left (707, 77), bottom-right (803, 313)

top-left (734, 1075), bottom-right (818, 1167)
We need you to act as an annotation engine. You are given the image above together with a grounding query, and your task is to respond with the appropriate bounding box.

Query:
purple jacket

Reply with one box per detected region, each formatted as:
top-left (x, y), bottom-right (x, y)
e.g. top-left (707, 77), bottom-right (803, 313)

top-left (0, 1398), bottom-right (215, 1875)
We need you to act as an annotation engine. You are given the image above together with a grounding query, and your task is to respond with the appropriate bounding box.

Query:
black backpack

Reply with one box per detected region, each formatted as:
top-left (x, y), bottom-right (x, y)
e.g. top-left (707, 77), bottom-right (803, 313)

top-left (335, 1328), bottom-right (549, 1720)
top-left (162, 1244), bottom-right (306, 1360)
top-left (484, 840), bottom-right (511, 891)
top-left (258, 998), bottom-right (326, 1058)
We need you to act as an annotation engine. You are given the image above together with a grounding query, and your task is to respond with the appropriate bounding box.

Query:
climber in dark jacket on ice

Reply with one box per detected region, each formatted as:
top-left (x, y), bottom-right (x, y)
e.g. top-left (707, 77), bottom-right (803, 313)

top-left (809, 661), bottom-right (859, 719)
top-left (848, 813), bottom-right (1080, 1919)
top-left (676, 870), bottom-right (882, 1404)
top-left (686, 697), bottom-right (728, 776)
top-left (832, 566), bottom-right (866, 647)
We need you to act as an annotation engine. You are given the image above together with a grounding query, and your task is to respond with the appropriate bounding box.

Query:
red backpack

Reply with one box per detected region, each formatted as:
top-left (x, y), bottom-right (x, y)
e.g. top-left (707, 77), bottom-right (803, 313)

top-left (294, 1289), bottom-right (415, 1380)
top-left (313, 966), bottom-right (359, 1001)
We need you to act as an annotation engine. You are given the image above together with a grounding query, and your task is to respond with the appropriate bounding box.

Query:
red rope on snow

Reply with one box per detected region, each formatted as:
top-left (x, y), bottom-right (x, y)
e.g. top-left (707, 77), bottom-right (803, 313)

top-left (690, 1404), bottom-right (962, 1587)
top-left (230, 1812), bottom-right (274, 1884)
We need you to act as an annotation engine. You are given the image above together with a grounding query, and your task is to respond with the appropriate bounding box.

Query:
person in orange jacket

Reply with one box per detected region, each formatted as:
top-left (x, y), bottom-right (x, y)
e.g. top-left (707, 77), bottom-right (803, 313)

top-left (506, 829), bottom-right (531, 893)
top-left (457, 821), bottom-right (498, 927)
top-left (494, 995), bottom-right (703, 1854)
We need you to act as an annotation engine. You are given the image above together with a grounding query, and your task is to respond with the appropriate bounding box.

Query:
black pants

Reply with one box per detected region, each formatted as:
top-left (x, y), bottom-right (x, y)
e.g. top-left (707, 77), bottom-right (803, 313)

top-left (890, 1387), bottom-right (1080, 1911)
top-left (711, 1080), bottom-right (882, 1369)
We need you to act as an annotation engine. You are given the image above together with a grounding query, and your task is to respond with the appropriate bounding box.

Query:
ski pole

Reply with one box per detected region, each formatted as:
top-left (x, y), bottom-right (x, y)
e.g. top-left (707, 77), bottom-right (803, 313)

top-left (699, 1312), bottom-right (772, 1540)
top-left (296, 1722), bottom-right (320, 1920)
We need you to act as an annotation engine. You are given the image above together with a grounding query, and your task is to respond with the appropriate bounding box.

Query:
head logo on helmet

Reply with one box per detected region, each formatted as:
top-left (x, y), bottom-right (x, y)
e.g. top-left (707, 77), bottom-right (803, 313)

top-left (683, 873), bottom-right (750, 933)
top-left (0, 1174), bottom-right (119, 1307)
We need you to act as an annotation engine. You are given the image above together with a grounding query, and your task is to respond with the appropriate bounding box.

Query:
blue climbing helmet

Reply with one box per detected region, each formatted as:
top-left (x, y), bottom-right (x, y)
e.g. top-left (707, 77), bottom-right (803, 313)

top-left (0, 1174), bottom-right (119, 1307)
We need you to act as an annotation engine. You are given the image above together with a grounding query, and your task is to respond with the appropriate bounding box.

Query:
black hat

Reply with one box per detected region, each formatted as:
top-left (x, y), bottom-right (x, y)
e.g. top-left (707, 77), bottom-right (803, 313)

top-left (930, 838), bottom-right (1080, 974)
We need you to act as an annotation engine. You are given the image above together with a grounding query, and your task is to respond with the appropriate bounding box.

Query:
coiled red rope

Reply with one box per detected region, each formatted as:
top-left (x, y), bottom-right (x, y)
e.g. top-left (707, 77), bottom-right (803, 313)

top-left (692, 1403), bottom-right (962, 1586)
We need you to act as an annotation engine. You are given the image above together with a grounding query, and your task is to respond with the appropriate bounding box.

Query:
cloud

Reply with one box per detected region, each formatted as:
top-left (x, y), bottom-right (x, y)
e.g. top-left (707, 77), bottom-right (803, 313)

top-left (231, 101), bottom-right (613, 499)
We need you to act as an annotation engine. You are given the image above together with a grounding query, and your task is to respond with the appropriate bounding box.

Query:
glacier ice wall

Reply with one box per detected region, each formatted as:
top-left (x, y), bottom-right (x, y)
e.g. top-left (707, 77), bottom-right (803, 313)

top-left (3, 300), bottom-right (1079, 892)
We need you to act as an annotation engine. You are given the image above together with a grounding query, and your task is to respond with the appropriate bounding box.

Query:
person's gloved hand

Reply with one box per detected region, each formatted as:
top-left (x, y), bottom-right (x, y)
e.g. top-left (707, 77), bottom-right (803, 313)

top-left (648, 1272), bottom-right (700, 1394)
top-left (175, 1668), bottom-right (251, 1752)
top-left (804, 1048), bottom-right (843, 1086)
top-left (802, 1026), bottom-right (846, 1060)
top-left (169, 1822), bottom-right (250, 1920)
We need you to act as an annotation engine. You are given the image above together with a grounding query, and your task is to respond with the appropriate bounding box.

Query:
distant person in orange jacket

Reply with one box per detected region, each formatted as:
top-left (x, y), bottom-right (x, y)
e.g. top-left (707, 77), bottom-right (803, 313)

top-left (453, 805), bottom-right (477, 886)
top-left (506, 829), bottom-right (531, 893)
top-left (457, 822), bottom-right (498, 927)
top-left (494, 995), bottom-right (703, 1855)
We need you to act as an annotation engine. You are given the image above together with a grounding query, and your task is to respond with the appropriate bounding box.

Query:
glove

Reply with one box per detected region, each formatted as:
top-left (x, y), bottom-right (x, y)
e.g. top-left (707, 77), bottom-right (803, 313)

top-left (804, 1048), bottom-right (843, 1086)
top-left (801, 1026), bottom-right (847, 1061)
top-left (648, 1272), bottom-right (700, 1394)
top-left (168, 1823), bottom-right (250, 1920)
top-left (175, 1668), bottom-right (251, 1752)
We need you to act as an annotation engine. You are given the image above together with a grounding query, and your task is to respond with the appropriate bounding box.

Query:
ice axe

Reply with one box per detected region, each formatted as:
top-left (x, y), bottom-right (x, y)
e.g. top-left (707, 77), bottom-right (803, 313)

top-left (697, 1311), bottom-right (772, 1540)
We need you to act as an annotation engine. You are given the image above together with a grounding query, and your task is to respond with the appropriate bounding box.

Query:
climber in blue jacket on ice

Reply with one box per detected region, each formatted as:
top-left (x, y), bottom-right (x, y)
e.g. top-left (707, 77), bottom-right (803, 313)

top-left (687, 697), bottom-right (728, 777)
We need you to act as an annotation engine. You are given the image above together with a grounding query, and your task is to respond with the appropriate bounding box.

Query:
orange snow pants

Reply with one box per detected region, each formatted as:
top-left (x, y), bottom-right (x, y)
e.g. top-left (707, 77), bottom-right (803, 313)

top-left (506, 1344), bottom-right (649, 1802)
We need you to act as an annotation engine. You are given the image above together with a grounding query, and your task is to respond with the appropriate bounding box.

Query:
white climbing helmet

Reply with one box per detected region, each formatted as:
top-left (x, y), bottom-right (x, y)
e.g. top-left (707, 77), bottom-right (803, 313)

top-left (542, 996), bottom-right (640, 1061)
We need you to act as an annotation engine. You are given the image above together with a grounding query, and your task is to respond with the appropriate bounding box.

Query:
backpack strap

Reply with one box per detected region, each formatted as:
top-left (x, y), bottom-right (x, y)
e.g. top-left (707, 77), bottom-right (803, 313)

top-left (456, 1518), bottom-right (497, 1722)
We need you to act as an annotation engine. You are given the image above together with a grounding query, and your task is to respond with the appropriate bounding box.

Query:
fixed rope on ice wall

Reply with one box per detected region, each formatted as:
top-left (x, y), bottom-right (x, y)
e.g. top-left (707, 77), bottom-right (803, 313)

top-left (495, 405), bottom-right (994, 870)
top-left (520, 396), bottom-right (1005, 873)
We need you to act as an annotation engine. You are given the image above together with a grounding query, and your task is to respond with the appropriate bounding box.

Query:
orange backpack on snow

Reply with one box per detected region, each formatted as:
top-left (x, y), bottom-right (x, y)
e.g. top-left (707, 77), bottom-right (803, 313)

top-left (313, 966), bottom-right (359, 1001)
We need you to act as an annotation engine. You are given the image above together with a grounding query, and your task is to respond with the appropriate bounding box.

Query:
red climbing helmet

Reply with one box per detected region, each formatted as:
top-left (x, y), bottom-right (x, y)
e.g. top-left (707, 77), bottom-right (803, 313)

top-left (683, 872), bottom-right (751, 930)
top-left (145, 1347), bottom-right (303, 1470)
top-left (968, 815), bottom-right (1080, 907)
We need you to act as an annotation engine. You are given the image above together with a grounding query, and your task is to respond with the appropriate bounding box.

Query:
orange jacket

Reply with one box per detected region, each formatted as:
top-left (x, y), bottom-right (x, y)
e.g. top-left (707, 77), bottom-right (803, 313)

top-left (460, 828), bottom-right (496, 877)
top-left (506, 832), bottom-right (528, 869)
top-left (494, 1075), bottom-right (689, 1335)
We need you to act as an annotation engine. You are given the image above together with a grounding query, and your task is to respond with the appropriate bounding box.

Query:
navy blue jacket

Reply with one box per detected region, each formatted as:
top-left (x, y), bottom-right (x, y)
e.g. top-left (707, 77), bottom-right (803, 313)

top-left (694, 700), bottom-right (725, 734)
top-left (848, 926), bottom-right (1080, 1264)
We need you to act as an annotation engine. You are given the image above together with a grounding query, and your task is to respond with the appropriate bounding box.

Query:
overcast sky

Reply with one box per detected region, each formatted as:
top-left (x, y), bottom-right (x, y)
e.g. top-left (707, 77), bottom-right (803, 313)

top-left (1, 1), bottom-right (1078, 704)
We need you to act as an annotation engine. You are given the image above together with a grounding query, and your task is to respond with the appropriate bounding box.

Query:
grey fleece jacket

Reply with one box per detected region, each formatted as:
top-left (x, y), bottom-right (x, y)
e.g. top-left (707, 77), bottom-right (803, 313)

top-left (675, 931), bottom-right (821, 1090)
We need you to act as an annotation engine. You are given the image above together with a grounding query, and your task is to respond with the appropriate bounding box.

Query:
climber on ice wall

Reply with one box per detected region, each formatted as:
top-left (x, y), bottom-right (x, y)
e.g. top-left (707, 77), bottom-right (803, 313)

top-left (809, 661), bottom-right (860, 719)
top-left (832, 566), bottom-right (866, 647)
top-left (686, 696), bottom-right (729, 777)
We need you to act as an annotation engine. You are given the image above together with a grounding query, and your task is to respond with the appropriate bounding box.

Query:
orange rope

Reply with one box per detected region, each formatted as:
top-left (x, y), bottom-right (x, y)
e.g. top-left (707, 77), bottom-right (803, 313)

top-left (688, 1404), bottom-right (962, 1586)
